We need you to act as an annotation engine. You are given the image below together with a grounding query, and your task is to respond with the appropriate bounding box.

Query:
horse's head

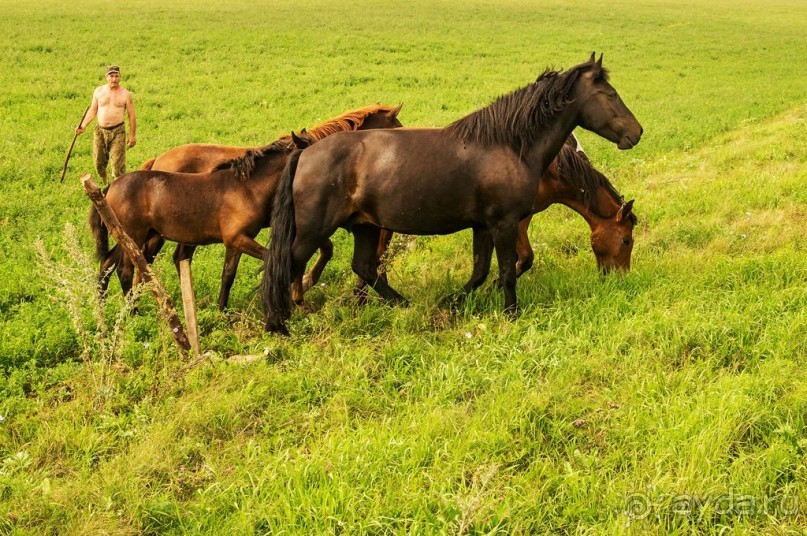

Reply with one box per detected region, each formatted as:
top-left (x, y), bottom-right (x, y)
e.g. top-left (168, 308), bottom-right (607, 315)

top-left (358, 103), bottom-right (404, 130)
top-left (574, 53), bottom-right (642, 150)
top-left (590, 199), bottom-right (636, 272)
top-left (291, 128), bottom-right (316, 149)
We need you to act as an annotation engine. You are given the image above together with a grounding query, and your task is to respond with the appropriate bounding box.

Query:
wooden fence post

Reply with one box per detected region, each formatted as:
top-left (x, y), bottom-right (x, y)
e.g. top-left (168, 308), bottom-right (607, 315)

top-left (81, 174), bottom-right (191, 358)
top-left (179, 259), bottom-right (201, 357)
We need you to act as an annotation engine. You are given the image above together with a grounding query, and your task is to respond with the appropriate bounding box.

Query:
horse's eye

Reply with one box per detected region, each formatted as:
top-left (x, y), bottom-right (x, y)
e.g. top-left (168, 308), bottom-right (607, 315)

top-left (622, 237), bottom-right (632, 246)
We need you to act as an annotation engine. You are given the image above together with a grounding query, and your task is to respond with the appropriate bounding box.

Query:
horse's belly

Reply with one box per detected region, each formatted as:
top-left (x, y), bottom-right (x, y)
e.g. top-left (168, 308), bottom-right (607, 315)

top-left (387, 221), bottom-right (471, 235)
top-left (344, 202), bottom-right (473, 234)
top-left (149, 209), bottom-right (225, 245)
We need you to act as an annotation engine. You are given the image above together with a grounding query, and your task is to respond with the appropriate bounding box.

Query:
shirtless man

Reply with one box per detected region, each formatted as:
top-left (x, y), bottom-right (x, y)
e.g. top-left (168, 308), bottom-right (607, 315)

top-left (76, 65), bottom-right (136, 183)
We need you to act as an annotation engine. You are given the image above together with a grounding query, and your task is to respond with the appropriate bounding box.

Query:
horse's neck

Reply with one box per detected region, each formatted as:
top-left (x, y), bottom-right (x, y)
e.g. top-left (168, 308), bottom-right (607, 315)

top-left (557, 184), bottom-right (622, 229)
top-left (245, 151), bottom-right (287, 193)
top-left (524, 108), bottom-right (581, 177)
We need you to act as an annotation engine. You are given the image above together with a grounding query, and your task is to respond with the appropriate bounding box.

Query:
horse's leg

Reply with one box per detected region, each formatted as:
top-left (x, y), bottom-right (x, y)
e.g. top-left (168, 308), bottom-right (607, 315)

top-left (98, 244), bottom-right (120, 297)
top-left (218, 247), bottom-right (242, 311)
top-left (440, 227), bottom-right (494, 307)
top-left (117, 251), bottom-right (135, 297)
top-left (351, 224), bottom-right (407, 304)
top-left (107, 230), bottom-right (142, 297)
top-left (222, 233), bottom-right (309, 309)
top-left (490, 223), bottom-right (520, 317)
top-left (134, 234), bottom-right (165, 288)
top-left (290, 235), bottom-right (326, 307)
top-left (376, 229), bottom-right (393, 284)
top-left (515, 216), bottom-right (534, 277)
top-left (172, 244), bottom-right (197, 274)
top-left (462, 227), bottom-right (495, 293)
top-left (224, 233), bottom-right (303, 308)
top-left (355, 229), bottom-right (393, 305)
top-left (225, 235), bottom-right (266, 262)
top-left (226, 234), bottom-right (304, 305)
top-left (301, 239), bottom-right (334, 292)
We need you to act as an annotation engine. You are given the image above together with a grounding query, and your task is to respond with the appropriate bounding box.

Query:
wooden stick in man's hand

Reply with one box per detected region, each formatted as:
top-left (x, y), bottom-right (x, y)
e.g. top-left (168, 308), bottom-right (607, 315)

top-left (59, 106), bottom-right (90, 183)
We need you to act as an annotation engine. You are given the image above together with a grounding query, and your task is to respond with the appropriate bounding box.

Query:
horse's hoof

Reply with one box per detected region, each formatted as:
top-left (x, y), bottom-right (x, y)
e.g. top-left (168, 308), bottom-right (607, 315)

top-left (353, 286), bottom-right (370, 305)
top-left (439, 292), bottom-right (465, 309)
top-left (265, 320), bottom-right (290, 336)
top-left (295, 301), bottom-right (314, 314)
top-left (504, 305), bottom-right (520, 320)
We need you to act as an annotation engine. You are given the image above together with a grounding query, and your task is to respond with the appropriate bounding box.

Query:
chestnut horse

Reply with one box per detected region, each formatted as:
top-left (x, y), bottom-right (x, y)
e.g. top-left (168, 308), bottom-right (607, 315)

top-left (262, 54), bottom-right (642, 333)
top-left (351, 135), bottom-right (637, 302)
top-left (139, 104), bottom-right (403, 173)
top-left (90, 105), bottom-right (403, 308)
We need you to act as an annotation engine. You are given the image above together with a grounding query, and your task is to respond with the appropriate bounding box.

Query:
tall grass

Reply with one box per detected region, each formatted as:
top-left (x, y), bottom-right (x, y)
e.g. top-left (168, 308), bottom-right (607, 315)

top-left (1, 0), bottom-right (806, 533)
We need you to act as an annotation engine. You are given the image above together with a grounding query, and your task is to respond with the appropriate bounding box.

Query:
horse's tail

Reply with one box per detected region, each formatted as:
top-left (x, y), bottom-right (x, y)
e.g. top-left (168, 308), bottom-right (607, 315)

top-left (139, 158), bottom-right (156, 170)
top-left (260, 149), bottom-right (303, 334)
top-left (88, 186), bottom-right (111, 261)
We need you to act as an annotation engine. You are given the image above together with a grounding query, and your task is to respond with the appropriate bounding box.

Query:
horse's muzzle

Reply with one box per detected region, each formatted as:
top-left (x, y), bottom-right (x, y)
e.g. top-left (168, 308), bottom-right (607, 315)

top-left (617, 134), bottom-right (640, 150)
top-left (618, 126), bottom-right (643, 150)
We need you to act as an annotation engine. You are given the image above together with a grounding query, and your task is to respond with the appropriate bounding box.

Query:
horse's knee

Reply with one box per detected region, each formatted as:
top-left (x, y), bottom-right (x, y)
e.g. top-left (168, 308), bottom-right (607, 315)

top-left (516, 252), bottom-right (534, 277)
top-left (290, 278), bottom-right (304, 305)
top-left (351, 257), bottom-right (375, 283)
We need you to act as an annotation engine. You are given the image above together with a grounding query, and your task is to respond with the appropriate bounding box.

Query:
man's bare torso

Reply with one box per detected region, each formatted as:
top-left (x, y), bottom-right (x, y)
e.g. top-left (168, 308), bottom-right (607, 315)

top-left (94, 85), bottom-right (131, 127)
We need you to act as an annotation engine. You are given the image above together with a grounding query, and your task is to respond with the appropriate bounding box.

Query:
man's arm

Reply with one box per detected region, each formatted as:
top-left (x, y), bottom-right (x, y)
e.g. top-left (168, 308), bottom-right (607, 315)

top-left (126, 91), bottom-right (136, 148)
top-left (76, 90), bottom-right (99, 135)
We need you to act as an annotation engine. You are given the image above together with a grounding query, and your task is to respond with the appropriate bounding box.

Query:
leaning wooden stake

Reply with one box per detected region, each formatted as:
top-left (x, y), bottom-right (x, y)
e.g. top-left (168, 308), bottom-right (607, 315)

top-left (179, 259), bottom-right (201, 357)
top-left (81, 174), bottom-right (191, 358)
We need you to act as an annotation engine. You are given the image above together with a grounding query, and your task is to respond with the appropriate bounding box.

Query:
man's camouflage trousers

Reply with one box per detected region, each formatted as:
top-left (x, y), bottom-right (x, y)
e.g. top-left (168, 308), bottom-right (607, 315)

top-left (93, 123), bottom-right (126, 182)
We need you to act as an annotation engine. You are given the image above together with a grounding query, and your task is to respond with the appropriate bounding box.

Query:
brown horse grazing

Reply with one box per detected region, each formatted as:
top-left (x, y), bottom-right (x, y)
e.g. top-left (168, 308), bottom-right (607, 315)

top-left (90, 105), bottom-right (403, 308)
top-left (514, 136), bottom-right (637, 275)
top-left (262, 53), bottom-right (642, 334)
top-left (351, 135), bottom-right (637, 302)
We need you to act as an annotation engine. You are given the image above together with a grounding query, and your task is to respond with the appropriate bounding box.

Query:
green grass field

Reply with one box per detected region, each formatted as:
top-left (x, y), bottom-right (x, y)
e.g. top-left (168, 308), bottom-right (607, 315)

top-left (1, 0), bottom-right (806, 533)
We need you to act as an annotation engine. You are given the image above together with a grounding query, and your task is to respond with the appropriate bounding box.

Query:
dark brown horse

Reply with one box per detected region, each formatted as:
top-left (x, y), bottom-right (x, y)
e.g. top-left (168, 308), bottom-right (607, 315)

top-left (262, 54), bottom-right (642, 334)
top-left (351, 135), bottom-right (637, 302)
top-left (90, 105), bottom-right (403, 308)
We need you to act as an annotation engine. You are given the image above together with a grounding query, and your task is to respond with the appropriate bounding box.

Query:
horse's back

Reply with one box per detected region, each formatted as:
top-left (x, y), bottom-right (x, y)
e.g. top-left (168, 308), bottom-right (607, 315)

top-left (150, 143), bottom-right (252, 173)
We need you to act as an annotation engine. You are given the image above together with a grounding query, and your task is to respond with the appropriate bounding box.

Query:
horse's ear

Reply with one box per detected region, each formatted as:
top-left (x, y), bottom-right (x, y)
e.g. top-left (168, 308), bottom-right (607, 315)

top-left (596, 53), bottom-right (603, 68)
top-left (392, 103), bottom-right (403, 117)
top-left (291, 130), bottom-right (309, 149)
top-left (589, 51), bottom-right (596, 64)
top-left (617, 199), bottom-right (635, 222)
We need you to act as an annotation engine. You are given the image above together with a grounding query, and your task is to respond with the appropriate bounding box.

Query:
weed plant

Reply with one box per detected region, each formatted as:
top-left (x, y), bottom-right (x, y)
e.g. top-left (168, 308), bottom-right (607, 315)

top-left (0, 0), bottom-right (805, 533)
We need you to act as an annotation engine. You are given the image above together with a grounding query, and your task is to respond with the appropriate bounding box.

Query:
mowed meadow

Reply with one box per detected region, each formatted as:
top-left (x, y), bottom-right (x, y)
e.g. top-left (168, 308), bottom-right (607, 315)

top-left (1, 0), bottom-right (806, 533)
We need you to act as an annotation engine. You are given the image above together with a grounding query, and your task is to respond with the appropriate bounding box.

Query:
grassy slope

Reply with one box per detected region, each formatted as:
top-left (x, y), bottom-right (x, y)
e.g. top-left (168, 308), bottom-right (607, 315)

top-left (1, 0), bottom-right (806, 533)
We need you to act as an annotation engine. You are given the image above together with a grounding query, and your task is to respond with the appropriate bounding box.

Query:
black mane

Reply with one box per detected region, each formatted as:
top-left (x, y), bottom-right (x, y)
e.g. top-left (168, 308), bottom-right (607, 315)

top-left (445, 61), bottom-right (607, 153)
top-left (212, 140), bottom-right (292, 181)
